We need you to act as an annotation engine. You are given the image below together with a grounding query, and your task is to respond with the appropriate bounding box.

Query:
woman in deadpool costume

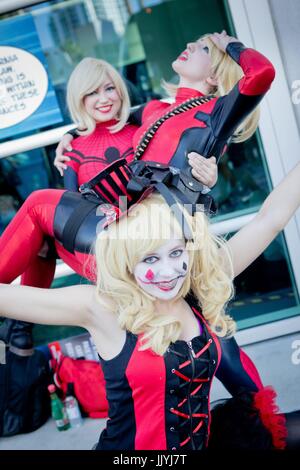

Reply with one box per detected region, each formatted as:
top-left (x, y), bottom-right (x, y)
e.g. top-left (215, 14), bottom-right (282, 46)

top-left (0, 31), bottom-right (274, 344)
top-left (50, 30), bottom-right (275, 279)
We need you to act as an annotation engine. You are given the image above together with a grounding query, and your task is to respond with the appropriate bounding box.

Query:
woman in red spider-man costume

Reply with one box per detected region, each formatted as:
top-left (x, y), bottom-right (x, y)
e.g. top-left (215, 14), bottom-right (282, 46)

top-left (0, 31), bottom-right (275, 348)
top-left (0, 55), bottom-right (216, 351)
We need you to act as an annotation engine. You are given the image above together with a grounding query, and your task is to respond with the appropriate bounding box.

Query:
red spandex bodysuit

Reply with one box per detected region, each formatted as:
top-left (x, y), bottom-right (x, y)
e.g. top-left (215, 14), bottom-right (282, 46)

top-left (0, 122), bottom-right (137, 285)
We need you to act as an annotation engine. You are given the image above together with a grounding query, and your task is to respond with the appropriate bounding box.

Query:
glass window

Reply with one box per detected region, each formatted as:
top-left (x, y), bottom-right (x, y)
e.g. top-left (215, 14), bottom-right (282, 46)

top-left (0, 144), bottom-right (61, 231)
top-left (227, 232), bottom-right (298, 329)
top-left (211, 133), bottom-right (270, 220)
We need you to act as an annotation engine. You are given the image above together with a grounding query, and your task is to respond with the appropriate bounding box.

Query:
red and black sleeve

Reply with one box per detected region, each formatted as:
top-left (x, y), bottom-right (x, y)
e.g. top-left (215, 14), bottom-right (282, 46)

top-left (210, 41), bottom-right (276, 142)
top-left (213, 335), bottom-right (287, 449)
top-left (215, 335), bottom-right (263, 395)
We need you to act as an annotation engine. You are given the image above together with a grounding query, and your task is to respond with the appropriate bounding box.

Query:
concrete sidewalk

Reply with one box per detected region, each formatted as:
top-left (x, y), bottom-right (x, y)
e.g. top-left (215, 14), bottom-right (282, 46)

top-left (0, 417), bottom-right (107, 450)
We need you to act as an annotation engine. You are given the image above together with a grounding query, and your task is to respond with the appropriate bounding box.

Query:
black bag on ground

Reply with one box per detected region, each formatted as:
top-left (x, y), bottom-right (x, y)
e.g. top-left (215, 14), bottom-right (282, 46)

top-left (0, 349), bottom-right (51, 436)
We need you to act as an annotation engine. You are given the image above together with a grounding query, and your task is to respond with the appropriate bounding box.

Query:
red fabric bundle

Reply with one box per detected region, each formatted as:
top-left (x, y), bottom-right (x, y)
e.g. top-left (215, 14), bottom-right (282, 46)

top-left (52, 355), bottom-right (108, 419)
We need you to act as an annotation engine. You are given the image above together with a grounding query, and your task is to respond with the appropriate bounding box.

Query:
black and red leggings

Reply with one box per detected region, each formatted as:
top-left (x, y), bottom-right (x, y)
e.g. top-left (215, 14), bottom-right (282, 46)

top-left (0, 189), bottom-right (96, 287)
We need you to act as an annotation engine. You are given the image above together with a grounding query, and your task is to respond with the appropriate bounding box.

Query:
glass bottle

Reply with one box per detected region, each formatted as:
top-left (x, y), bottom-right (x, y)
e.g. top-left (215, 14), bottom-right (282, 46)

top-left (48, 384), bottom-right (70, 431)
top-left (64, 382), bottom-right (83, 428)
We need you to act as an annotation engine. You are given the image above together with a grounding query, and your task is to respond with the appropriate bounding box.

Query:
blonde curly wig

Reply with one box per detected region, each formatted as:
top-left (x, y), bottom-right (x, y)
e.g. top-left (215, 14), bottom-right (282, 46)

top-left (95, 193), bottom-right (236, 355)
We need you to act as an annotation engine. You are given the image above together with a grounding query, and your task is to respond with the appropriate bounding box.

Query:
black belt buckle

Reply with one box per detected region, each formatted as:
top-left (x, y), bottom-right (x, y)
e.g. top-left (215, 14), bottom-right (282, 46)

top-left (79, 184), bottom-right (96, 196)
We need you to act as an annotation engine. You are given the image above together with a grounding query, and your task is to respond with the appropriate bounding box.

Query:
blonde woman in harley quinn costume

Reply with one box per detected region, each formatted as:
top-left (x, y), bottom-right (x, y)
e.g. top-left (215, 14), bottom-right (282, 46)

top-left (1, 159), bottom-right (300, 450)
top-left (0, 30), bottom-right (274, 352)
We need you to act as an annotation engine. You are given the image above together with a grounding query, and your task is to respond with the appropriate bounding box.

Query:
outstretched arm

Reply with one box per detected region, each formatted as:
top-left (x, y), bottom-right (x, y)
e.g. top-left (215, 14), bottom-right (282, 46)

top-left (226, 161), bottom-right (300, 277)
top-left (0, 284), bottom-right (94, 328)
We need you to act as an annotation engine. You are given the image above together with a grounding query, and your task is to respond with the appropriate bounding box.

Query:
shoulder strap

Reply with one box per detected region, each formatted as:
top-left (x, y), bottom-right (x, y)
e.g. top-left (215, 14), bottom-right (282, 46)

top-left (134, 94), bottom-right (215, 161)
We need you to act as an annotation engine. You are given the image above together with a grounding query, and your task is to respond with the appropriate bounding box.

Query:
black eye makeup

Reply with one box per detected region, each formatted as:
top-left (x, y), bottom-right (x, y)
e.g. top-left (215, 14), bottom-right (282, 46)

top-left (143, 256), bottom-right (159, 264)
top-left (170, 249), bottom-right (183, 258)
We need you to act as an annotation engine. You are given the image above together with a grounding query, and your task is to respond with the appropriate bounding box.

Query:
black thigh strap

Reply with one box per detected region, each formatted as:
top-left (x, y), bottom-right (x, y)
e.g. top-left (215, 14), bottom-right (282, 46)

top-left (62, 198), bottom-right (99, 253)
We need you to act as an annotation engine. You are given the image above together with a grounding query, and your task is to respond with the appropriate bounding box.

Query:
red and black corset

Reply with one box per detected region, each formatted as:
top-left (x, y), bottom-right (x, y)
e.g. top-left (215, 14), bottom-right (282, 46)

top-left (96, 306), bottom-right (220, 451)
top-left (165, 313), bottom-right (219, 450)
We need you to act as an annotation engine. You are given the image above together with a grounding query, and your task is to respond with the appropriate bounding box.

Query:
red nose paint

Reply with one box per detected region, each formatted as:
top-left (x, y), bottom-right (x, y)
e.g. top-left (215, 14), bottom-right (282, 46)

top-left (145, 269), bottom-right (154, 281)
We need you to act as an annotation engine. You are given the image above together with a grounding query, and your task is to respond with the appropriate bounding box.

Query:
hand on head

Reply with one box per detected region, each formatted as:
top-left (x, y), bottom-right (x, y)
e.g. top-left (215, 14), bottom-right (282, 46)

top-left (209, 30), bottom-right (239, 52)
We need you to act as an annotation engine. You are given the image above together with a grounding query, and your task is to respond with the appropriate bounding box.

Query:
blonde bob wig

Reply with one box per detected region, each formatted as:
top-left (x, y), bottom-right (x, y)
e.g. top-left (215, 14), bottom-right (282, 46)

top-left (95, 192), bottom-right (236, 356)
top-left (67, 57), bottom-right (131, 136)
top-left (163, 33), bottom-right (260, 143)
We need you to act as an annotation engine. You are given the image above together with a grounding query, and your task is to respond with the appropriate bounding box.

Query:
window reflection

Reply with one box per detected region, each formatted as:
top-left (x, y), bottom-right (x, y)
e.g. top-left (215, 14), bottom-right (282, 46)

top-left (229, 233), bottom-right (297, 323)
top-left (0, 147), bottom-right (59, 232)
top-left (211, 134), bottom-right (269, 218)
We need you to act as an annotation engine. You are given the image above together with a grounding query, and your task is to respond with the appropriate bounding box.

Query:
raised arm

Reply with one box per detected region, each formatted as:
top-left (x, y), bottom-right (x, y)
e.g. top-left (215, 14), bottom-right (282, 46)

top-left (0, 284), bottom-right (94, 328)
top-left (210, 33), bottom-right (275, 144)
top-left (226, 161), bottom-right (300, 277)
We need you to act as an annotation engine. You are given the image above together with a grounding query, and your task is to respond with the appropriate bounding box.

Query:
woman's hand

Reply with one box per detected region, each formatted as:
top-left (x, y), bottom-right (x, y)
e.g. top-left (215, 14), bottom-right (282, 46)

top-left (209, 30), bottom-right (240, 53)
top-left (54, 134), bottom-right (74, 176)
top-left (188, 153), bottom-right (218, 188)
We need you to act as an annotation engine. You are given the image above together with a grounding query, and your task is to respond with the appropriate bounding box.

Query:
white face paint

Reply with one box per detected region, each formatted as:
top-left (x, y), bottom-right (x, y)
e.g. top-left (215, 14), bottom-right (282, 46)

top-left (133, 238), bottom-right (189, 300)
top-left (172, 38), bottom-right (212, 83)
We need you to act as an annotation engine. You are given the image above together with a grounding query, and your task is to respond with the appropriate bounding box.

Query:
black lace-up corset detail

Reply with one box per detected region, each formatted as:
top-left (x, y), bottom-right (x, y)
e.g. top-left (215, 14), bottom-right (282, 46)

top-left (164, 311), bottom-right (219, 450)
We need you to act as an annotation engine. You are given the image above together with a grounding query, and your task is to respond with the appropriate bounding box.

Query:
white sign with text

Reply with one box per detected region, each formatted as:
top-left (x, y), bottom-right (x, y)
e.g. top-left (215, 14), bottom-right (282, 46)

top-left (0, 46), bottom-right (48, 129)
